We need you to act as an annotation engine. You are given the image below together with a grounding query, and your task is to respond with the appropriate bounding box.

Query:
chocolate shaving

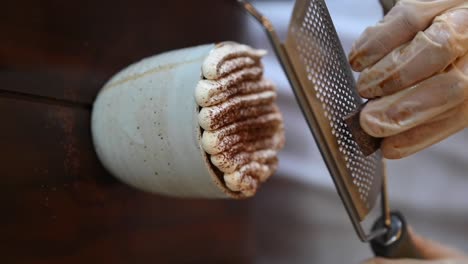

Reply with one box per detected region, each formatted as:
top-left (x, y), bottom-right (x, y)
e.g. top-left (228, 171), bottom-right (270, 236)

top-left (343, 103), bottom-right (382, 156)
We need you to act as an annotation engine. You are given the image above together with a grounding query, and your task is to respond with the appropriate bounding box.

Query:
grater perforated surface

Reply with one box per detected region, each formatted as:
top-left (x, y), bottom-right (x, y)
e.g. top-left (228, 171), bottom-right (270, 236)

top-left (284, 0), bottom-right (384, 220)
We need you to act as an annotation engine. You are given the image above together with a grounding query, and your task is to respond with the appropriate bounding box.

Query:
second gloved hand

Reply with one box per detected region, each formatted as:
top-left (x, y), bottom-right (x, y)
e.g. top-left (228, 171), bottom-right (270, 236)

top-left (349, 0), bottom-right (468, 159)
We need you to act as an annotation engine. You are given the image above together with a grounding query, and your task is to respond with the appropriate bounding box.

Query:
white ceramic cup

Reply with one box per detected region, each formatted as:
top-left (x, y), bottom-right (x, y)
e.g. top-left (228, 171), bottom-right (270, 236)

top-left (91, 44), bottom-right (243, 199)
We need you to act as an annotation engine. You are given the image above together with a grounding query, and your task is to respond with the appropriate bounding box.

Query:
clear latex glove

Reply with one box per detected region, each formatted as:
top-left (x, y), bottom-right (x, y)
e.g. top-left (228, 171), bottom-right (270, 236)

top-left (380, 0), bottom-right (398, 14)
top-left (362, 230), bottom-right (467, 264)
top-left (360, 53), bottom-right (468, 158)
top-left (350, 1), bottom-right (468, 98)
top-left (348, 0), bottom-right (468, 159)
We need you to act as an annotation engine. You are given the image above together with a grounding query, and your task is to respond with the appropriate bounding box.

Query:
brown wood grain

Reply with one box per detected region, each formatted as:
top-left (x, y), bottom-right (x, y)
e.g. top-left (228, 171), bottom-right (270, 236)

top-left (0, 1), bottom-right (254, 263)
top-left (0, 97), bottom-right (253, 264)
top-left (0, 0), bottom-right (247, 104)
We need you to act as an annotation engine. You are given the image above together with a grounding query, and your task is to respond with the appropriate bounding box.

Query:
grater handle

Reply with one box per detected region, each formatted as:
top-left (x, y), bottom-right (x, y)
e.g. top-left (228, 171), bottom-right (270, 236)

top-left (370, 211), bottom-right (422, 259)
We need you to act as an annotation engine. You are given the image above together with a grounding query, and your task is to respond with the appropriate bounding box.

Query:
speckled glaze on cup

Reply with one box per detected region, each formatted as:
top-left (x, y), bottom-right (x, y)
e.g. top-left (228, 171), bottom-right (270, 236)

top-left (91, 44), bottom-right (243, 199)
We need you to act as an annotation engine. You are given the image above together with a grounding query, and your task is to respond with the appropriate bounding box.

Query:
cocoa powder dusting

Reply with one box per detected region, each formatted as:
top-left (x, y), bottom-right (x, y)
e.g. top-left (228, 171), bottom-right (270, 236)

top-left (206, 101), bottom-right (278, 131)
top-left (210, 112), bottom-right (283, 139)
top-left (203, 66), bottom-right (263, 97)
top-left (205, 79), bottom-right (275, 107)
top-left (197, 42), bottom-right (285, 196)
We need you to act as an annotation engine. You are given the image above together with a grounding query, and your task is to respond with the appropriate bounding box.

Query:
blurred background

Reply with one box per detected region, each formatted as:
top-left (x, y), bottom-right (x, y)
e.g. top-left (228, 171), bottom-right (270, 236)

top-left (1, 0), bottom-right (467, 263)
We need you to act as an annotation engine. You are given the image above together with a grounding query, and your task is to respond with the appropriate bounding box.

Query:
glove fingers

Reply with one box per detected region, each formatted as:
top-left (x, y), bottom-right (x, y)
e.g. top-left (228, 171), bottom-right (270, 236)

top-left (357, 7), bottom-right (468, 99)
top-left (381, 101), bottom-right (468, 159)
top-left (349, 0), bottom-right (465, 72)
top-left (360, 53), bottom-right (468, 138)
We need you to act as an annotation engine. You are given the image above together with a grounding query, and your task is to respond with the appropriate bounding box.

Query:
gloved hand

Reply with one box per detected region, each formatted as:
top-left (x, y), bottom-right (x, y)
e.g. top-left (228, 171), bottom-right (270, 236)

top-left (363, 230), bottom-right (467, 264)
top-left (348, 0), bottom-right (468, 159)
top-left (379, 0), bottom-right (398, 14)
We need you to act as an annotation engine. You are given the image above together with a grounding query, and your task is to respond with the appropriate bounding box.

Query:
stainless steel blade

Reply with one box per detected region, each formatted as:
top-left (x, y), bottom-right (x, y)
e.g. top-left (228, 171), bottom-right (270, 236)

top-left (238, 0), bottom-right (388, 241)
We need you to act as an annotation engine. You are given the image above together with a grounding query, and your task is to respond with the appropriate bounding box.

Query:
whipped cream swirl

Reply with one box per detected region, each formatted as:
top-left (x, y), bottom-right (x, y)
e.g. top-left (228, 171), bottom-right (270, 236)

top-left (196, 42), bottom-right (285, 197)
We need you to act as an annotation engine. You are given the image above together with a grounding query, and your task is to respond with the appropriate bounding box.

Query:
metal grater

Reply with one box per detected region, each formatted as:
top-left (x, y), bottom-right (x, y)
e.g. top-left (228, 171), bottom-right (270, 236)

top-left (239, 0), bottom-right (421, 259)
top-left (285, 0), bottom-right (384, 223)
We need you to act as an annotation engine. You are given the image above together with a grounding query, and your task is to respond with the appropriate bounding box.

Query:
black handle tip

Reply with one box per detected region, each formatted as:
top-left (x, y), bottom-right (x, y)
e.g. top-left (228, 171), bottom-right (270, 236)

top-left (371, 211), bottom-right (421, 259)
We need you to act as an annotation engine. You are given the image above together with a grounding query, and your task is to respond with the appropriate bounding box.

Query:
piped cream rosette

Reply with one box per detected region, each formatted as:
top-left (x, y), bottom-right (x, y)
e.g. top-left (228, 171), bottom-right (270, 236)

top-left (196, 42), bottom-right (285, 197)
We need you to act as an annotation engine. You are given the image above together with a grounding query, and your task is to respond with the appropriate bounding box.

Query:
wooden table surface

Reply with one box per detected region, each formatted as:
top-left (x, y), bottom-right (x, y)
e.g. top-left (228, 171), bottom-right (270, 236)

top-left (0, 1), bottom-right (256, 263)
